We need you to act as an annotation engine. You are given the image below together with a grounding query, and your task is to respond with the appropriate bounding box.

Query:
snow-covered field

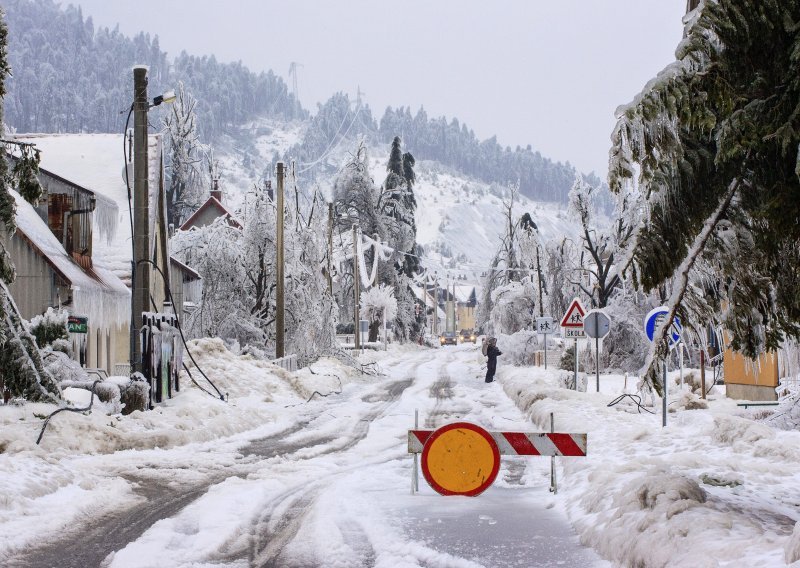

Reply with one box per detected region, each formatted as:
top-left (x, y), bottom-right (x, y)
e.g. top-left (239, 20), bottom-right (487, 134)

top-left (1, 341), bottom-right (798, 567)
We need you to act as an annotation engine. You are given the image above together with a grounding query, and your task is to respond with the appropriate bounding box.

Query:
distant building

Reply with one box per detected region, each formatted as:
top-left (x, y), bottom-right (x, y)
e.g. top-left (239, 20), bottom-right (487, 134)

top-left (179, 178), bottom-right (242, 232)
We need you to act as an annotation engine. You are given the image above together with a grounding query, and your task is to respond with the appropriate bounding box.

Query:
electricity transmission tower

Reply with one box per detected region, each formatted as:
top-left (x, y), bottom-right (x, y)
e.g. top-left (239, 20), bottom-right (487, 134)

top-left (288, 62), bottom-right (303, 101)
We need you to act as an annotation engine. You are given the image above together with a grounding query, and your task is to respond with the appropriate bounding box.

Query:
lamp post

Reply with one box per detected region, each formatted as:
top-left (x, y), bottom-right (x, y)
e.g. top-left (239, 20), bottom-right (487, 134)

top-left (129, 65), bottom-right (175, 376)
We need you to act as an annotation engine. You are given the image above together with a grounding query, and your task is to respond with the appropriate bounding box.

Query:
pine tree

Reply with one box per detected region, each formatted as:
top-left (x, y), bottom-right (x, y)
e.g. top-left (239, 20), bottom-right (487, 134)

top-left (610, 1), bottom-right (800, 390)
top-left (0, 8), bottom-right (60, 402)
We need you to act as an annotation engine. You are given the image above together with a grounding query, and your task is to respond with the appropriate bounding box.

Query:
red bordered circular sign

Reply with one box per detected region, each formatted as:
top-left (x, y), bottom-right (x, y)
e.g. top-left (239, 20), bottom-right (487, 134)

top-left (421, 422), bottom-right (500, 496)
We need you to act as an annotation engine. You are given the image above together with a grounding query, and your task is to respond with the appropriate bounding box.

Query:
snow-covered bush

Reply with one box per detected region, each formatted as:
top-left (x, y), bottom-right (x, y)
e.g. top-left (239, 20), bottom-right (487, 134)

top-left (557, 370), bottom-right (587, 392)
top-left (495, 330), bottom-right (541, 366)
top-left (27, 307), bottom-right (70, 352)
top-left (40, 347), bottom-right (88, 383)
top-left (112, 376), bottom-right (149, 415)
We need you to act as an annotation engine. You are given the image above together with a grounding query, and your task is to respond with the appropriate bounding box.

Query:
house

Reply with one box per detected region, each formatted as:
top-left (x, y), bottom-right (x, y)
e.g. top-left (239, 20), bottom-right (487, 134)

top-left (453, 284), bottom-right (478, 331)
top-left (179, 178), bottom-right (241, 232)
top-left (8, 133), bottom-right (194, 375)
top-left (4, 189), bottom-right (129, 370)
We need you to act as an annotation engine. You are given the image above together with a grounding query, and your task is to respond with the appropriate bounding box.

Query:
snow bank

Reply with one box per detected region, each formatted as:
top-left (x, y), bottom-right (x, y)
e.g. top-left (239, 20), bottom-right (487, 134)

top-left (497, 364), bottom-right (800, 567)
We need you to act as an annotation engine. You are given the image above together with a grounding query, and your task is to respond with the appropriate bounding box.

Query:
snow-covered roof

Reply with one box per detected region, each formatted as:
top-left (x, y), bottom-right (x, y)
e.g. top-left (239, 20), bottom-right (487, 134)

top-left (12, 190), bottom-right (130, 327)
top-left (170, 256), bottom-right (201, 281)
top-left (179, 195), bottom-right (242, 231)
top-left (12, 133), bottom-right (164, 287)
top-left (453, 284), bottom-right (476, 303)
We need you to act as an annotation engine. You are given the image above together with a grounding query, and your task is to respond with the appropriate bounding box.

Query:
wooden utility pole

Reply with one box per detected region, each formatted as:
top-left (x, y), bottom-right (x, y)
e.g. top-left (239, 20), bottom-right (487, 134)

top-left (276, 162), bottom-right (285, 358)
top-left (132, 65), bottom-right (150, 374)
top-left (536, 246), bottom-right (544, 317)
top-left (327, 202), bottom-right (334, 295)
top-left (353, 224), bottom-right (361, 350)
top-left (433, 275), bottom-right (439, 336)
top-left (700, 349), bottom-right (707, 400)
top-left (423, 278), bottom-right (428, 333)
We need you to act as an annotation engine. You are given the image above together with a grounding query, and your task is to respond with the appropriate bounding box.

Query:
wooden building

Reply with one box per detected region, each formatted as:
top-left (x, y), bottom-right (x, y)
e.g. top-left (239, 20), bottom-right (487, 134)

top-left (7, 133), bottom-right (199, 375)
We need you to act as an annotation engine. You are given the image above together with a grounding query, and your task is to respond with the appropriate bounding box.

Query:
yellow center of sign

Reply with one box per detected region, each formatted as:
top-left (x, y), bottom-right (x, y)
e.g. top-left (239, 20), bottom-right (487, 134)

top-left (425, 427), bottom-right (497, 494)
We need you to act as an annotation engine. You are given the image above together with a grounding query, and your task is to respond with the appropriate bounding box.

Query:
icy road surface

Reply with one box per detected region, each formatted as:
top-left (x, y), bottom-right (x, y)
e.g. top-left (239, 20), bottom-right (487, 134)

top-left (11, 346), bottom-right (606, 568)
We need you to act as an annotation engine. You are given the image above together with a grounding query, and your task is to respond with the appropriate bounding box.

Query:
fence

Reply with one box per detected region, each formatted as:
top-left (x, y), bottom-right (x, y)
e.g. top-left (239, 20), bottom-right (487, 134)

top-left (113, 363), bottom-right (131, 377)
top-left (273, 354), bottom-right (298, 372)
top-left (533, 350), bottom-right (563, 367)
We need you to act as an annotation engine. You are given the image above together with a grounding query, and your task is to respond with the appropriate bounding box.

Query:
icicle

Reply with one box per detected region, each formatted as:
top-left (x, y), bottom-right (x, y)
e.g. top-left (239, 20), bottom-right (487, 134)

top-left (93, 196), bottom-right (119, 245)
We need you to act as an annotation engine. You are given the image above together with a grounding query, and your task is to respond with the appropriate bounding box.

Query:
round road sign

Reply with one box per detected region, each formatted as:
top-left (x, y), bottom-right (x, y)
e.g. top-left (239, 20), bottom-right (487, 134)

top-left (421, 422), bottom-right (500, 496)
top-left (644, 306), bottom-right (682, 347)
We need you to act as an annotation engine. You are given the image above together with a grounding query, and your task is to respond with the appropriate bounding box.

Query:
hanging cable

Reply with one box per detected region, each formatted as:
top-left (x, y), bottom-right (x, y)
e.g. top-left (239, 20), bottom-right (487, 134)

top-left (297, 102), bottom-right (362, 174)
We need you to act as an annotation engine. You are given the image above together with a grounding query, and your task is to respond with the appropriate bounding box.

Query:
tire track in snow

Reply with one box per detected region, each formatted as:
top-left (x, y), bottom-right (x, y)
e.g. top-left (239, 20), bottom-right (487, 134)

top-left (244, 375), bottom-right (414, 567)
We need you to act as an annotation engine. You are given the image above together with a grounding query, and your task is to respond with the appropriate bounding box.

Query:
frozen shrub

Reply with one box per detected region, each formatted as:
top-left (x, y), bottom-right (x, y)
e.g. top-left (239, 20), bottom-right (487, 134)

top-left (27, 307), bottom-right (69, 350)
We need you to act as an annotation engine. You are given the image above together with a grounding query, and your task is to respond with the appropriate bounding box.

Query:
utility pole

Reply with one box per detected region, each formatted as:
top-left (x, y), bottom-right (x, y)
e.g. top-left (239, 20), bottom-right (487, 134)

top-left (276, 162), bottom-right (285, 358)
top-left (423, 277), bottom-right (428, 334)
top-left (327, 202), bottom-right (334, 295)
top-left (353, 224), bottom-right (361, 350)
top-left (536, 245), bottom-right (544, 317)
top-left (433, 274), bottom-right (438, 336)
top-left (131, 65), bottom-right (150, 374)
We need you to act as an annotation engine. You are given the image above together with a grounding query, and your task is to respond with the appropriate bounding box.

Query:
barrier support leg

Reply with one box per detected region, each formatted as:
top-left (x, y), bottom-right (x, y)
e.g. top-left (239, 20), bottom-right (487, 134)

top-left (549, 412), bottom-right (557, 494)
top-left (412, 409), bottom-right (419, 494)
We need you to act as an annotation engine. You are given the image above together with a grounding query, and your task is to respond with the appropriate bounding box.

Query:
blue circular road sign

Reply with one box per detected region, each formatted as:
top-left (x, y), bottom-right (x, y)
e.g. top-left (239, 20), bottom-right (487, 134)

top-left (644, 306), bottom-right (682, 347)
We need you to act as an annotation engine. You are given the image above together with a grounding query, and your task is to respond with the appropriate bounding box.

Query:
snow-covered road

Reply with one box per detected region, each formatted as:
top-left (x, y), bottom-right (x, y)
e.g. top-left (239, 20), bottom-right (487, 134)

top-left (7, 345), bottom-right (606, 568)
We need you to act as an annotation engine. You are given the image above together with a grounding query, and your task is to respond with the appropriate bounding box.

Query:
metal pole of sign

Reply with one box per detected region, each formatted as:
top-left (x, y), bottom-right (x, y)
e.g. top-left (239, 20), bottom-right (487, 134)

top-left (595, 333), bottom-right (600, 393)
top-left (544, 332), bottom-right (548, 369)
top-left (412, 409), bottom-right (419, 494)
top-left (679, 341), bottom-right (684, 390)
top-left (550, 413), bottom-right (556, 490)
top-left (574, 338), bottom-right (578, 390)
top-left (662, 360), bottom-right (668, 428)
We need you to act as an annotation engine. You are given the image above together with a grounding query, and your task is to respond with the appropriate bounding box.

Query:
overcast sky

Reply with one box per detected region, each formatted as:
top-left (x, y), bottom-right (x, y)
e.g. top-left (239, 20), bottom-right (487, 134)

top-left (74, 0), bottom-right (686, 178)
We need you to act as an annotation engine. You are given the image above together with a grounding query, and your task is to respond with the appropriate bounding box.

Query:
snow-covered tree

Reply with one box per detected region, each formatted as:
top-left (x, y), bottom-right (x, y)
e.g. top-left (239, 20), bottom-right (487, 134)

top-left (173, 181), bottom-right (336, 366)
top-left (163, 81), bottom-right (208, 227)
top-left (567, 177), bottom-right (631, 309)
top-left (610, 0), bottom-right (800, 391)
top-left (488, 279), bottom-right (537, 336)
top-left (332, 138), bottom-right (421, 342)
top-left (360, 284), bottom-right (398, 342)
top-left (0, 10), bottom-right (59, 402)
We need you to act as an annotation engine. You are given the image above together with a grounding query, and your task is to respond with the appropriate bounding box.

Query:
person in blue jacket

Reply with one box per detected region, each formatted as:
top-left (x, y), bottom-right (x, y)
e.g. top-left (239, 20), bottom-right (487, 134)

top-left (485, 337), bottom-right (502, 383)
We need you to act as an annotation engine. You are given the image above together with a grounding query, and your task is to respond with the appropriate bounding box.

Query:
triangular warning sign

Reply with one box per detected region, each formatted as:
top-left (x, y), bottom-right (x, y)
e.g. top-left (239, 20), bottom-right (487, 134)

top-left (560, 298), bottom-right (587, 328)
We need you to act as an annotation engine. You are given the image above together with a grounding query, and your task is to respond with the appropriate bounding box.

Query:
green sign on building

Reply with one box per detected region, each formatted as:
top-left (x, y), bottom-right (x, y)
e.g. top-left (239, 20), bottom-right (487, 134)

top-left (68, 315), bottom-right (88, 334)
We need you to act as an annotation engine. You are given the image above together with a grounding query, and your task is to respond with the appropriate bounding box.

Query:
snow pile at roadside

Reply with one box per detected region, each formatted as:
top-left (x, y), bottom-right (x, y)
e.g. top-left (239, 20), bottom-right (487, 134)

top-left (0, 338), bottom-right (363, 456)
top-left (497, 365), bottom-right (800, 567)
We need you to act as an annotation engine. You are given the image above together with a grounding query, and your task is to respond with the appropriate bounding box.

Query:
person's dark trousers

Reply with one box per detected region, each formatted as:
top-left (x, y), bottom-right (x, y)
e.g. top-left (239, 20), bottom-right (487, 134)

top-left (485, 359), bottom-right (496, 383)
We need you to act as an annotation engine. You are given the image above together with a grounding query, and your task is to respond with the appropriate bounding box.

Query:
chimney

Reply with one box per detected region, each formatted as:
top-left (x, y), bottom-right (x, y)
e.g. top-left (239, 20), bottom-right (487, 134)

top-left (210, 177), bottom-right (222, 202)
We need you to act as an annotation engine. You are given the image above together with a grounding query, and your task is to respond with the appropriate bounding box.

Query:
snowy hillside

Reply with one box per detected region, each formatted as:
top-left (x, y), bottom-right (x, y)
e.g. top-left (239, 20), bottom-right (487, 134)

top-left (210, 115), bottom-right (582, 277)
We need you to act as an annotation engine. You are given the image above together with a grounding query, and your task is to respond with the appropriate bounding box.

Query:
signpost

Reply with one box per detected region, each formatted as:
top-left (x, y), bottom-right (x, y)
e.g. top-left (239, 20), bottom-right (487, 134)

top-left (536, 316), bottom-right (554, 369)
top-left (644, 307), bottom-right (683, 427)
top-left (584, 310), bottom-right (611, 392)
top-left (560, 298), bottom-right (587, 389)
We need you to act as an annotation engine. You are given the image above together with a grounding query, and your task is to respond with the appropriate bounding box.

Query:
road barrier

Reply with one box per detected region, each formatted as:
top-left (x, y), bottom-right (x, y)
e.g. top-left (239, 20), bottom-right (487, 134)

top-left (408, 421), bottom-right (587, 496)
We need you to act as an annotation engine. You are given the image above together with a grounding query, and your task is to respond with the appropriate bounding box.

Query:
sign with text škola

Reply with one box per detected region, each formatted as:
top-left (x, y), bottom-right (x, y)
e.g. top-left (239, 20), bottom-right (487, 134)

top-left (560, 298), bottom-right (586, 338)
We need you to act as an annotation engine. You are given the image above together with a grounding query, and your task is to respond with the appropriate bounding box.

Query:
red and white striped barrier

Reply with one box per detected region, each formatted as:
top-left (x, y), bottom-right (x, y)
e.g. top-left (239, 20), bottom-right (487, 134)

top-left (408, 430), bottom-right (587, 456)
